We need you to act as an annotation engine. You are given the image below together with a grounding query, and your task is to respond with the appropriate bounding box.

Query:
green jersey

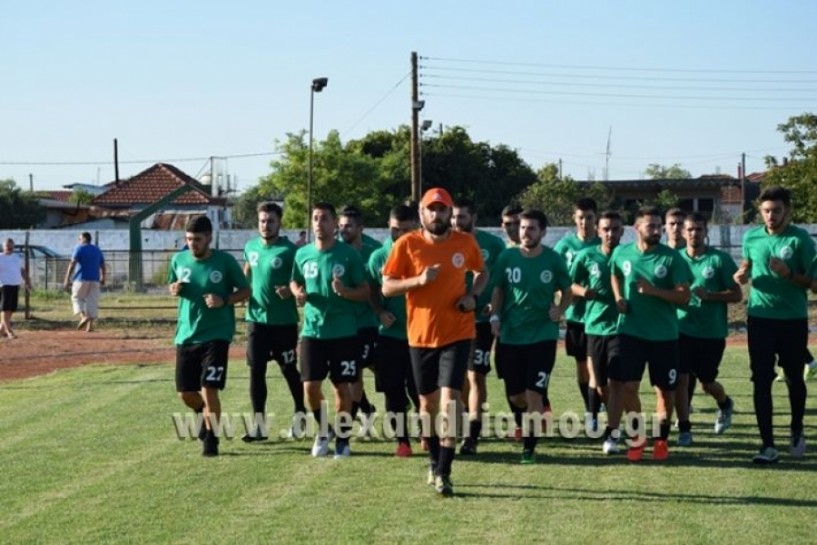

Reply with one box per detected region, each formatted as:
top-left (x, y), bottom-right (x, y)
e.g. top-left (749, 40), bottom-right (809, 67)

top-left (469, 229), bottom-right (507, 323)
top-left (243, 236), bottom-right (299, 326)
top-left (355, 240), bottom-right (381, 330)
top-left (292, 241), bottom-right (367, 339)
top-left (169, 250), bottom-right (249, 345)
top-left (570, 245), bottom-right (618, 336)
top-left (610, 242), bottom-right (690, 342)
top-left (368, 243), bottom-right (407, 340)
top-left (554, 232), bottom-right (601, 323)
top-left (494, 246), bottom-right (572, 345)
top-left (742, 224), bottom-right (816, 320)
top-left (677, 247), bottom-right (738, 339)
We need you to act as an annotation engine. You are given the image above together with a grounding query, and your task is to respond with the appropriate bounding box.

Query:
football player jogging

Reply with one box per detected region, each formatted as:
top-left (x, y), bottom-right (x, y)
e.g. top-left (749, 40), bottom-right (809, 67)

top-left (674, 213), bottom-right (741, 447)
top-left (368, 204), bottom-right (421, 456)
top-left (382, 187), bottom-right (487, 497)
top-left (554, 198), bottom-right (601, 427)
top-left (451, 198), bottom-right (506, 456)
top-left (338, 205), bottom-right (381, 426)
top-left (241, 202), bottom-right (307, 442)
top-left (569, 211), bottom-right (626, 453)
top-left (290, 202), bottom-right (370, 459)
top-left (169, 216), bottom-right (250, 457)
top-left (501, 204), bottom-right (523, 247)
top-left (610, 207), bottom-right (690, 462)
top-left (491, 209), bottom-right (572, 464)
top-left (734, 186), bottom-right (815, 464)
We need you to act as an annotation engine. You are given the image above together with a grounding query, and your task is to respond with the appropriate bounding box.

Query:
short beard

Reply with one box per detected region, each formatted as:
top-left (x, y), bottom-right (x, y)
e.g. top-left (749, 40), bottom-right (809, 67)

top-left (426, 221), bottom-right (449, 236)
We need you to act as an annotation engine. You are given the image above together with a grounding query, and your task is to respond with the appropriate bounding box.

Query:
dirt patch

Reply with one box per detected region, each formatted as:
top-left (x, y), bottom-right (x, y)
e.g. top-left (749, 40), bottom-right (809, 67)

top-left (0, 329), bottom-right (246, 382)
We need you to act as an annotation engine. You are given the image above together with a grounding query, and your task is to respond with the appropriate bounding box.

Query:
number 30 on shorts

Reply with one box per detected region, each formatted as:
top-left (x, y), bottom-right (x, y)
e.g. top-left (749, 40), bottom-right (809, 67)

top-left (474, 349), bottom-right (490, 366)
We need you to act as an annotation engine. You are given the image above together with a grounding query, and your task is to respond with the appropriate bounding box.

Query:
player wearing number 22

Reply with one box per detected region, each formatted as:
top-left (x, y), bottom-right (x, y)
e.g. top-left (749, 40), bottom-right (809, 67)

top-left (169, 215), bottom-right (251, 457)
top-left (490, 209), bottom-right (572, 465)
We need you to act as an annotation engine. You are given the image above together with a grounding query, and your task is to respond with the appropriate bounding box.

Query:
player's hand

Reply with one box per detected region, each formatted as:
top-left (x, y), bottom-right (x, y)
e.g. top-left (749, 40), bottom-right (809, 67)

top-left (583, 288), bottom-right (597, 300)
top-left (63, 281), bottom-right (71, 292)
top-left (203, 293), bottom-right (224, 308)
top-left (456, 294), bottom-right (477, 312)
top-left (769, 257), bottom-right (790, 278)
top-left (275, 285), bottom-right (292, 299)
top-left (733, 265), bottom-right (750, 285)
top-left (548, 303), bottom-right (562, 322)
top-left (616, 298), bottom-right (629, 313)
top-left (378, 311), bottom-right (396, 328)
top-left (169, 281), bottom-right (184, 296)
top-left (293, 288), bottom-right (307, 306)
top-left (331, 274), bottom-right (346, 297)
top-left (636, 277), bottom-right (654, 295)
top-left (490, 319), bottom-right (500, 337)
top-left (418, 264), bottom-right (441, 286)
top-left (480, 303), bottom-right (492, 317)
top-left (693, 287), bottom-right (709, 301)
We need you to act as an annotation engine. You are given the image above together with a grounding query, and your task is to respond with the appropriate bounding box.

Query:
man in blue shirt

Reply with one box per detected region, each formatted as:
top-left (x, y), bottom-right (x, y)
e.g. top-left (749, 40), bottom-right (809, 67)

top-left (63, 232), bottom-right (107, 332)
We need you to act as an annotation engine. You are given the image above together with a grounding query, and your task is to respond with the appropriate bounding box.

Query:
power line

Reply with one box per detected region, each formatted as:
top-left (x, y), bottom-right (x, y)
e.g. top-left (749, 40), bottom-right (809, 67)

top-left (0, 151), bottom-right (282, 167)
top-left (341, 71), bottom-right (411, 137)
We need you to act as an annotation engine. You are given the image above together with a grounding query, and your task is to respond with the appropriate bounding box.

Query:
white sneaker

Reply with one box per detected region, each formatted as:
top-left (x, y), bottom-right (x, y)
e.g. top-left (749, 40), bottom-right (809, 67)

top-left (791, 434), bottom-right (806, 458)
top-left (602, 437), bottom-right (619, 455)
top-left (333, 442), bottom-right (351, 459)
top-left (288, 413), bottom-right (306, 439)
top-left (311, 435), bottom-right (331, 457)
top-left (714, 399), bottom-right (733, 435)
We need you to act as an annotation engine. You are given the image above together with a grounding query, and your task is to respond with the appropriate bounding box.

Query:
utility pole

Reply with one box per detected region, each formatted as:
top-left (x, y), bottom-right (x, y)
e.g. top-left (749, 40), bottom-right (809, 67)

top-left (558, 159), bottom-right (563, 179)
top-left (740, 152), bottom-right (746, 223)
top-left (28, 173), bottom-right (33, 192)
top-left (410, 51), bottom-right (421, 203)
top-left (114, 138), bottom-right (120, 184)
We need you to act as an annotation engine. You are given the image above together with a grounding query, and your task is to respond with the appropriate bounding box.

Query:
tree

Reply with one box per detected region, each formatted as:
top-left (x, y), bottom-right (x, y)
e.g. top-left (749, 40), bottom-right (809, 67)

top-left (645, 163), bottom-right (692, 179)
top-left (653, 188), bottom-right (681, 213)
top-left (763, 113), bottom-right (817, 222)
top-left (68, 189), bottom-right (94, 205)
top-left (0, 179), bottom-right (45, 228)
top-left (517, 164), bottom-right (610, 226)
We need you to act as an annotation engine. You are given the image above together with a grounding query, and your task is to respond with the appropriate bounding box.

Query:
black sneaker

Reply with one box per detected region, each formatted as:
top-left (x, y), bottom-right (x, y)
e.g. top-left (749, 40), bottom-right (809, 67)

top-left (202, 433), bottom-right (219, 457)
top-left (197, 422), bottom-right (207, 442)
top-left (241, 426), bottom-right (268, 443)
top-left (459, 437), bottom-right (477, 455)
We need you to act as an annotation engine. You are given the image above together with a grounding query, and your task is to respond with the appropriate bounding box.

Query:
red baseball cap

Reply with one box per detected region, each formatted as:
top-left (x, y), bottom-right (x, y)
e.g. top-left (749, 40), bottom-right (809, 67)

top-left (420, 187), bottom-right (454, 209)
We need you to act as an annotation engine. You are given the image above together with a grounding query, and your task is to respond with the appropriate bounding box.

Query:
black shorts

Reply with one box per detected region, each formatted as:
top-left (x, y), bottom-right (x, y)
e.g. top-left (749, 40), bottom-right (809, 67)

top-left (565, 321), bottom-right (588, 360)
top-left (747, 316), bottom-right (809, 384)
top-left (678, 334), bottom-right (726, 384)
top-left (410, 340), bottom-right (471, 396)
top-left (500, 341), bottom-right (557, 397)
top-left (373, 335), bottom-right (412, 393)
top-left (175, 340), bottom-right (230, 392)
top-left (618, 334), bottom-right (679, 391)
top-left (300, 336), bottom-right (360, 384)
top-left (246, 322), bottom-right (298, 368)
top-left (586, 334), bottom-right (620, 387)
top-left (358, 327), bottom-right (378, 370)
top-left (1, 285), bottom-right (19, 312)
top-left (467, 322), bottom-right (494, 374)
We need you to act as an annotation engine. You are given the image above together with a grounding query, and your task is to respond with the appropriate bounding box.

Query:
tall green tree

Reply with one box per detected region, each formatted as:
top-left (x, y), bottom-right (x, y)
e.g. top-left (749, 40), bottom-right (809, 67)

top-left (0, 179), bottom-right (45, 228)
top-left (517, 164), bottom-right (610, 226)
top-left (645, 163), bottom-right (692, 179)
top-left (763, 113), bottom-right (817, 222)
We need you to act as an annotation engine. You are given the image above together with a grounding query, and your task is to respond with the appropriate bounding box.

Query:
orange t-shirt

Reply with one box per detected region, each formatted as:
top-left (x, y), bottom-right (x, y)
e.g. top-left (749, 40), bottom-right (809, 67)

top-left (382, 230), bottom-right (485, 348)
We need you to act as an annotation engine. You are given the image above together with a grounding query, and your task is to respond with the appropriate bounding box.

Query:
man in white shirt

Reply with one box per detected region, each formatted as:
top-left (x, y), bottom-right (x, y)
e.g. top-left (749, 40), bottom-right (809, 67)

top-left (0, 239), bottom-right (31, 338)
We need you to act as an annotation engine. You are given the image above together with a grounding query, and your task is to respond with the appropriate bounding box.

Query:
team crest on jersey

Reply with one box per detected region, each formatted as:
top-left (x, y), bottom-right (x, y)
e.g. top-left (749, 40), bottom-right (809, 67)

top-left (589, 263), bottom-right (601, 278)
top-left (622, 261), bottom-right (632, 276)
top-left (332, 264), bottom-right (346, 277)
top-left (209, 270), bottom-right (223, 283)
top-left (271, 257), bottom-right (283, 269)
top-left (452, 253), bottom-right (465, 268)
top-left (654, 264), bottom-right (668, 279)
top-left (702, 266), bottom-right (715, 279)
top-left (540, 270), bottom-right (553, 284)
top-left (778, 246), bottom-right (794, 260)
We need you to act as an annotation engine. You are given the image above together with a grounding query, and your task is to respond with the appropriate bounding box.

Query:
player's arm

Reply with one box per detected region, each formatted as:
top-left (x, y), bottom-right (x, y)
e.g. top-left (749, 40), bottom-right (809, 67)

top-left (99, 260), bottom-right (107, 286)
top-left (769, 258), bottom-right (814, 289)
top-left (223, 286), bottom-right (251, 306)
top-left (695, 282), bottom-right (742, 303)
top-left (460, 268), bottom-right (489, 310)
top-left (636, 278), bottom-right (690, 306)
top-left (570, 260), bottom-right (595, 299)
top-left (333, 279), bottom-right (370, 302)
top-left (243, 261), bottom-right (252, 281)
top-left (63, 259), bottom-right (77, 290)
top-left (489, 284), bottom-right (505, 336)
top-left (382, 265), bottom-right (440, 297)
top-left (733, 259), bottom-right (751, 285)
top-left (610, 270), bottom-right (628, 313)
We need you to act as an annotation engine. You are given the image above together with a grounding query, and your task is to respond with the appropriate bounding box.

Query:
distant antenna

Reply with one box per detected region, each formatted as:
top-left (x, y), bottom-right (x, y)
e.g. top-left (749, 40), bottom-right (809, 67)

top-left (603, 126), bottom-right (612, 181)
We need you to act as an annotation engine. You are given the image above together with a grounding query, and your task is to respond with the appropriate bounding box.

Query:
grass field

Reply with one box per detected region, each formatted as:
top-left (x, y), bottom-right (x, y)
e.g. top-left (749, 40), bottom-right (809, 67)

top-left (1, 347), bottom-right (816, 544)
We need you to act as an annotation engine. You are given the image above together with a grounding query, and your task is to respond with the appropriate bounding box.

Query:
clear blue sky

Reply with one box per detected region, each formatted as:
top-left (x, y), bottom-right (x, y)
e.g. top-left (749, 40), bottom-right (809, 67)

top-left (4, 1), bottom-right (816, 193)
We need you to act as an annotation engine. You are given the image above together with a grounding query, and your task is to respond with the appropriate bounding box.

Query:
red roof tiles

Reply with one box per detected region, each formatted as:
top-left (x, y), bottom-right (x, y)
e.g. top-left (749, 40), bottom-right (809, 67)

top-left (92, 163), bottom-right (225, 207)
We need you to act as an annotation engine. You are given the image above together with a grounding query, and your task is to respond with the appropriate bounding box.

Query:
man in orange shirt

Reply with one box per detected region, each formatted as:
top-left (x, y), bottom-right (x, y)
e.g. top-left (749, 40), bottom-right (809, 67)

top-left (382, 187), bottom-right (488, 497)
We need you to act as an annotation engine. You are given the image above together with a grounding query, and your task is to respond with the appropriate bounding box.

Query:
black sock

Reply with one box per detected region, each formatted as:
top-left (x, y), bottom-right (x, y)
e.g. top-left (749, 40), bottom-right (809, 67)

top-left (679, 420), bottom-right (692, 434)
top-left (753, 380), bottom-right (775, 448)
top-left (312, 408), bottom-right (329, 436)
top-left (688, 375), bottom-right (697, 406)
top-left (602, 426), bottom-right (617, 441)
top-left (359, 390), bottom-right (374, 414)
top-left (787, 375), bottom-right (807, 437)
top-left (427, 435), bottom-right (441, 472)
top-left (717, 396), bottom-right (732, 411)
top-left (438, 446), bottom-right (455, 477)
top-left (659, 420), bottom-right (670, 441)
top-left (350, 401), bottom-right (360, 420)
top-left (578, 381), bottom-right (590, 412)
top-left (249, 362), bottom-right (268, 415)
top-left (279, 363), bottom-right (306, 413)
top-left (512, 406), bottom-right (524, 428)
top-left (468, 419), bottom-right (482, 442)
top-left (587, 388), bottom-right (601, 418)
top-left (385, 388), bottom-right (409, 442)
top-left (523, 434), bottom-right (538, 452)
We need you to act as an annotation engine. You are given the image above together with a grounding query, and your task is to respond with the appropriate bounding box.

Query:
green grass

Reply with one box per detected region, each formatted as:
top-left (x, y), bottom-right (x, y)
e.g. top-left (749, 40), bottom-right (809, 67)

top-left (1, 348), bottom-right (816, 544)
